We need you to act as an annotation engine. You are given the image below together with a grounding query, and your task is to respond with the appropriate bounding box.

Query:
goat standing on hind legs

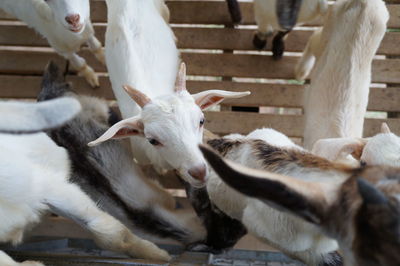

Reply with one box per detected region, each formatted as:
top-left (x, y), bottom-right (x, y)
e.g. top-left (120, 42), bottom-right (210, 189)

top-left (253, 0), bottom-right (327, 60)
top-left (300, 0), bottom-right (388, 150)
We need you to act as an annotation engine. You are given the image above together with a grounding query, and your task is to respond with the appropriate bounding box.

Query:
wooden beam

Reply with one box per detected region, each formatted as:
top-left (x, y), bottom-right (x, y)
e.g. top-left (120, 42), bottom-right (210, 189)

top-left (1, 25), bottom-right (399, 56)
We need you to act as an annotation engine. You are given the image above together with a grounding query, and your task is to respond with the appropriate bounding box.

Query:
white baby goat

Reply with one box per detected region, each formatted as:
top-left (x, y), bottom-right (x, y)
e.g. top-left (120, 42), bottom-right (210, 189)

top-left (89, 62), bottom-right (250, 187)
top-left (300, 0), bottom-right (388, 149)
top-left (0, 0), bottom-right (105, 87)
top-left (0, 101), bottom-right (171, 265)
top-left (253, 0), bottom-right (328, 59)
top-left (312, 123), bottom-right (400, 168)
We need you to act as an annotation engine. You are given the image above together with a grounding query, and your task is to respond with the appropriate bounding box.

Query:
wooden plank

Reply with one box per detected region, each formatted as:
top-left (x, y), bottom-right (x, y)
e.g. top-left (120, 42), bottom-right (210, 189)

top-left (9, 51), bottom-right (398, 82)
top-left (205, 111), bottom-right (400, 137)
top-left (0, 49), bottom-right (107, 74)
top-left (180, 53), bottom-right (400, 84)
top-left (1, 2), bottom-right (399, 28)
top-left (1, 76), bottom-right (400, 112)
top-left (0, 75), bottom-right (114, 99)
top-left (168, 2), bottom-right (400, 29)
top-left (1, 25), bottom-right (399, 56)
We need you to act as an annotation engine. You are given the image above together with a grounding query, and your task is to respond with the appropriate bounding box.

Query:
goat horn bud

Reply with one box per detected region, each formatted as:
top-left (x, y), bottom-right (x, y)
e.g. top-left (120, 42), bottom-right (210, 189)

top-left (174, 62), bottom-right (187, 92)
top-left (123, 85), bottom-right (151, 108)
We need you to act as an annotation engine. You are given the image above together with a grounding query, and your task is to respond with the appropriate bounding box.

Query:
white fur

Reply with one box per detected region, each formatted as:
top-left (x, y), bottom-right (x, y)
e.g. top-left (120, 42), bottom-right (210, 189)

top-left (206, 128), bottom-right (341, 265)
top-left (0, 98), bottom-right (81, 133)
top-left (253, 0), bottom-right (328, 36)
top-left (311, 124), bottom-right (400, 168)
top-left (0, 0), bottom-right (105, 87)
top-left (104, 0), bottom-right (179, 164)
top-left (301, 0), bottom-right (389, 149)
top-left (361, 132), bottom-right (400, 167)
top-left (103, 0), bottom-right (251, 185)
top-left (0, 102), bottom-right (170, 265)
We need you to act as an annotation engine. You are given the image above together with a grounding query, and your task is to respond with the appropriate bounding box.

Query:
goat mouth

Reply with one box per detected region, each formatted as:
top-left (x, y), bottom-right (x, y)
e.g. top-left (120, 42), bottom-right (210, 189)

top-left (69, 24), bottom-right (84, 33)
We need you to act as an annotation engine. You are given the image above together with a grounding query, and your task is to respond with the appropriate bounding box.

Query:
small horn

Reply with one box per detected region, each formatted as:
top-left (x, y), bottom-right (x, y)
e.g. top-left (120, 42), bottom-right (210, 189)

top-left (381, 122), bottom-right (391, 134)
top-left (174, 62), bottom-right (187, 92)
top-left (123, 85), bottom-right (151, 108)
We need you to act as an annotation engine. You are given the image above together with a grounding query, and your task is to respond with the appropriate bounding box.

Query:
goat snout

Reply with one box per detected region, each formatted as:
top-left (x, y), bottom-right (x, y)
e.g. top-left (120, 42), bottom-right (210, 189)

top-left (188, 164), bottom-right (207, 181)
top-left (65, 14), bottom-right (80, 26)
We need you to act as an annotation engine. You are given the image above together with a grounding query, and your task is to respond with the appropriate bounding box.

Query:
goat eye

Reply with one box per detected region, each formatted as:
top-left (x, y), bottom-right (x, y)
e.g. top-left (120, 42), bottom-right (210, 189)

top-left (200, 118), bottom-right (205, 126)
top-left (360, 160), bottom-right (367, 167)
top-left (148, 138), bottom-right (161, 146)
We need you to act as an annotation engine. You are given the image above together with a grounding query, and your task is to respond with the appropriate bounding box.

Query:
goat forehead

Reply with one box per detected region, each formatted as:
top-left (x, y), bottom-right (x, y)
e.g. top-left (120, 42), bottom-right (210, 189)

top-left (49, 0), bottom-right (89, 17)
top-left (366, 134), bottom-right (400, 151)
top-left (143, 97), bottom-right (201, 123)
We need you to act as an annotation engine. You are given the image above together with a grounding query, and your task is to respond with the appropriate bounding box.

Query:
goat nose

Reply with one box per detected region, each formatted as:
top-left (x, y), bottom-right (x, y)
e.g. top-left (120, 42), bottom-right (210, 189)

top-left (65, 14), bottom-right (80, 25)
top-left (188, 164), bottom-right (207, 181)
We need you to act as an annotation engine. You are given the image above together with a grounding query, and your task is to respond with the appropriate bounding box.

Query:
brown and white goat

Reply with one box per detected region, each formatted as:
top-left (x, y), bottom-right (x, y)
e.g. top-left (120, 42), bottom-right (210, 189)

top-left (193, 129), bottom-right (342, 265)
top-left (201, 145), bottom-right (400, 266)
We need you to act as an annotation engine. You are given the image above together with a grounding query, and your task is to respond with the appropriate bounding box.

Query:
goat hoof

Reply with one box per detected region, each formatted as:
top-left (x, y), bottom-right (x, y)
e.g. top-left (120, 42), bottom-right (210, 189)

top-left (78, 66), bottom-right (100, 88)
top-left (319, 251), bottom-right (343, 266)
top-left (129, 239), bottom-right (171, 261)
top-left (186, 243), bottom-right (224, 254)
top-left (253, 34), bottom-right (267, 50)
top-left (272, 38), bottom-right (285, 60)
top-left (20, 261), bottom-right (45, 266)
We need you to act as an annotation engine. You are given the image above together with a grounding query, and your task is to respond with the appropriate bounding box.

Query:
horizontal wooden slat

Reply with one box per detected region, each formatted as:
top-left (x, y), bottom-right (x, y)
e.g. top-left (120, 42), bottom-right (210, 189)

top-left (1, 1), bottom-right (399, 28)
top-left (1, 76), bottom-right (400, 112)
top-left (168, 2), bottom-right (400, 28)
top-left (1, 25), bottom-right (399, 56)
top-left (3, 50), bottom-right (398, 83)
top-left (205, 111), bottom-right (400, 137)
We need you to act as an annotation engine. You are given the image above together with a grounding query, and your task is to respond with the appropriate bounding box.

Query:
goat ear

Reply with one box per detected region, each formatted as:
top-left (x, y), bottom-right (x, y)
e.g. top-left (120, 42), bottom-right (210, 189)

top-left (381, 122), bottom-right (391, 134)
top-left (88, 116), bottom-right (144, 146)
top-left (193, 90), bottom-right (251, 110)
top-left (33, 0), bottom-right (53, 21)
top-left (357, 178), bottom-right (400, 234)
top-left (0, 98), bottom-right (81, 134)
top-left (312, 138), bottom-right (367, 161)
top-left (199, 144), bottom-right (325, 224)
top-left (357, 178), bottom-right (389, 205)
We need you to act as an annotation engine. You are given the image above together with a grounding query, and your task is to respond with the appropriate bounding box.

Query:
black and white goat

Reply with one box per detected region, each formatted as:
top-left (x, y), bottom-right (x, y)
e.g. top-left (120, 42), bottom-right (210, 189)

top-left (253, 0), bottom-right (328, 59)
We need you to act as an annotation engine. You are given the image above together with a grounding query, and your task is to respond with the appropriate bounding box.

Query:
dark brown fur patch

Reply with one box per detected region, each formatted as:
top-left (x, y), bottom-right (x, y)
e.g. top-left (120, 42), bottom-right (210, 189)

top-left (250, 139), bottom-right (353, 173)
top-left (207, 138), bottom-right (244, 156)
